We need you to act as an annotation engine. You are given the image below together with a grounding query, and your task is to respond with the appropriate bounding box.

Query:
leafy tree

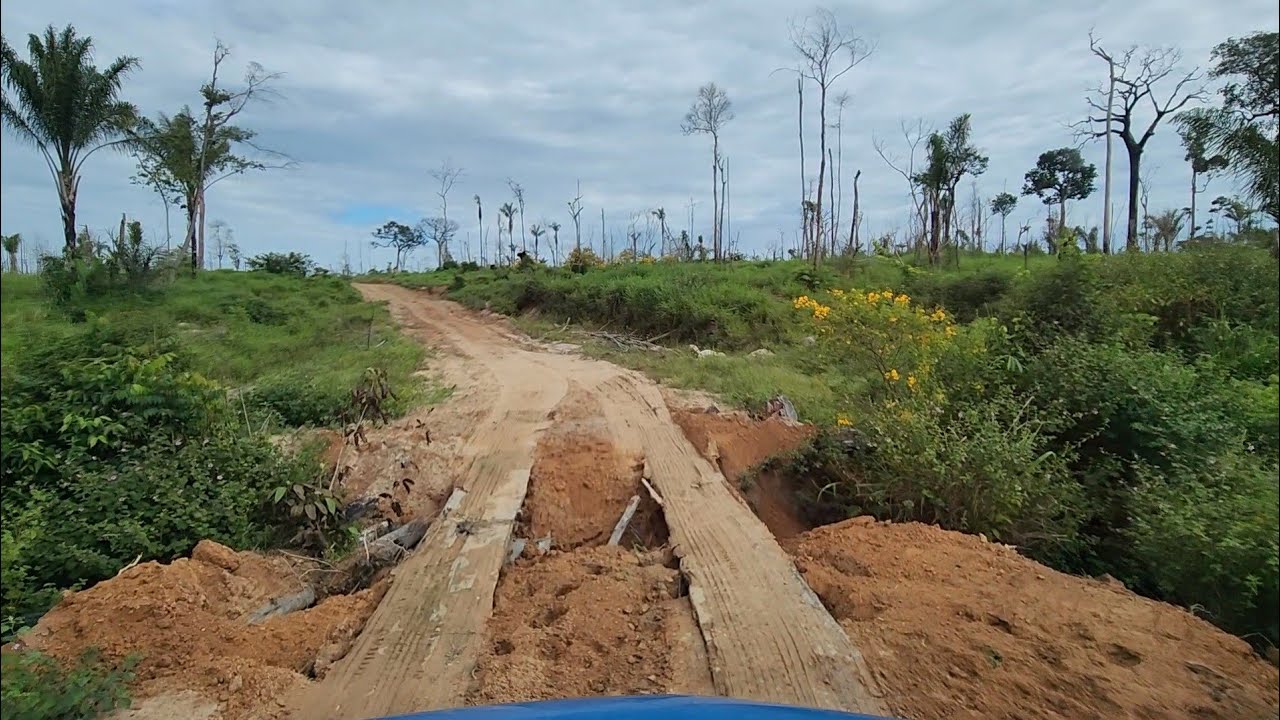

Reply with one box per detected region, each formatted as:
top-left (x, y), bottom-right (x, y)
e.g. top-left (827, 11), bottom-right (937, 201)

top-left (1210, 195), bottom-right (1255, 236)
top-left (371, 221), bottom-right (422, 272)
top-left (1176, 31), bottom-right (1278, 225)
top-left (1178, 121), bottom-right (1229, 238)
top-left (914, 114), bottom-right (988, 265)
top-left (246, 251), bottom-right (312, 276)
top-left (417, 217), bottom-right (458, 269)
top-left (682, 82), bottom-right (734, 262)
top-left (0, 25), bottom-right (138, 252)
top-left (989, 192), bottom-right (1017, 254)
top-left (132, 43), bottom-right (283, 273)
top-left (2, 233), bottom-right (19, 273)
top-left (1022, 148), bottom-right (1098, 232)
top-left (1145, 209), bottom-right (1185, 252)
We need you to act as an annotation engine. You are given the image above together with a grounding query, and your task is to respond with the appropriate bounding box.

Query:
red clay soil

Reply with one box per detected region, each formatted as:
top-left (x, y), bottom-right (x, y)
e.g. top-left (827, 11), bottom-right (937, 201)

top-left (525, 391), bottom-right (667, 549)
top-left (789, 518), bottom-right (1280, 720)
top-left (671, 407), bottom-right (814, 538)
top-left (21, 541), bottom-right (384, 720)
top-left (468, 546), bottom-right (712, 704)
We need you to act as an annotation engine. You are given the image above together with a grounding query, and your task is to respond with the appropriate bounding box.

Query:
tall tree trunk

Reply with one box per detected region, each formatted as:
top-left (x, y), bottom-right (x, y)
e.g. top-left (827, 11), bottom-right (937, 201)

top-left (8, 251), bottom-right (17, 274)
top-left (711, 134), bottom-right (720, 262)
top-left (828, 149), bottom-right (836, 256)
top-left (1102, 61), bottom-right (1115, 255)
top-left (1059, 197), bottom-right (1068, 237)
top-left (1125, 142), bottom-right (1142, 251)
top-left (814, 82), bottom-right (828, 269)
top-left (849, 170), bottom-right (861, 254)
top-left (797, 77), bottom-right (806, 260)
top-left (58, 174), bottom-right (77, 253)
top-left (1189, 168), bottom-right (1198, 241)
top-left (928, 193), bottom-right (942, 265)
top-left (1000, 215), bottom-right (1007, 255)
top-left (197, 190), bottom-right (208, 269)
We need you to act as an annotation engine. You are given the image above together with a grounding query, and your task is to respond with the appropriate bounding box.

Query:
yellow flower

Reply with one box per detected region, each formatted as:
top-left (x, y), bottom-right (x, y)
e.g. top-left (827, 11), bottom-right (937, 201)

top-left (907, 374), bottom-right (918, 390)
top-left (813, 304), bottom-right (831, 320)
top-left (945, 325), bottom-right (958, 337)
top-left (930, 309), bottom-right (947, 322)
top-left (894, 294), bottom-right (910, 305)
top-left (835, 413), bottom-right (853, 427)
top-left (867, 291), bottom-right (881, 304)
top-left (830, 288), bottom-right (845, 298)
top-left (884, 368), bottom-right (901, 382)
top-left (888, 315), bottom-right (898, 323)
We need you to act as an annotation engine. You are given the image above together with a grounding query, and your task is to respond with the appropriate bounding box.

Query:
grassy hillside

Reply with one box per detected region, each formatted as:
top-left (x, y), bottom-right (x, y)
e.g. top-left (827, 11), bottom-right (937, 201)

top-left (376, 246), bottom-right (1280, 649)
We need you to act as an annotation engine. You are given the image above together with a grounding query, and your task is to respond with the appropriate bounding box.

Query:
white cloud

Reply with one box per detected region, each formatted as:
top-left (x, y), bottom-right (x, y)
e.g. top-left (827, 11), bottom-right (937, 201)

top-left (2, 0), bottom-right (1276, 269)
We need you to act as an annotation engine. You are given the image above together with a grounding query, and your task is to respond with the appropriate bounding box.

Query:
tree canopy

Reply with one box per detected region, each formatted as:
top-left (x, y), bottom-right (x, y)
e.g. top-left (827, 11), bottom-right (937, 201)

top-left (1023, 147), bottom-right (1097, 229)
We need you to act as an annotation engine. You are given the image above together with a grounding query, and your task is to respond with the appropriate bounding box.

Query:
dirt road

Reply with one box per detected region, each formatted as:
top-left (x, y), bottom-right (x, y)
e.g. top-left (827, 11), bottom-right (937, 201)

top-left (290, 284), bottom-right (886, 719)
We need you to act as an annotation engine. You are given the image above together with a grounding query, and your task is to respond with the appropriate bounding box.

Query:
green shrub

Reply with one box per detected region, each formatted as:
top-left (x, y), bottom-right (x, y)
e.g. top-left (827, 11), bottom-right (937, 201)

top-left (0, 324), bottom-right (328, 620)
top-left (1128, 456), bottom-right (1279, 644)
top-left (249, 372), bottom-right (346, 426)
top-left (1, 649), bottom-right (134, 720)
top-left (247, 252), bottom-right (313, 276)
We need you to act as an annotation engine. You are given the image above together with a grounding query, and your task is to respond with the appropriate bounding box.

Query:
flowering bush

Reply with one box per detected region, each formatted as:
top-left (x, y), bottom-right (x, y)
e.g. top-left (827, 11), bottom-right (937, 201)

top-left (794, 288), bottom-right (959, 402)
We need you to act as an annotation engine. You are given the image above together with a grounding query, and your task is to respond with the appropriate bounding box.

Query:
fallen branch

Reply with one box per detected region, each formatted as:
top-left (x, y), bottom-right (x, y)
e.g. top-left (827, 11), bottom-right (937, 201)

top-left (608, 495), bottom-right (642, 546)
top-left (581, 329), bottom-right (663, 352)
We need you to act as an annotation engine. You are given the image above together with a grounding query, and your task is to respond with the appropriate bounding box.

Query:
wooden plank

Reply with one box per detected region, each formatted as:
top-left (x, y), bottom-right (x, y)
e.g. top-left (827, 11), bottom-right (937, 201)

top-left (607, 495), bottom-right (642, 545)
top-left (600, 377), bottom-right (888, 715)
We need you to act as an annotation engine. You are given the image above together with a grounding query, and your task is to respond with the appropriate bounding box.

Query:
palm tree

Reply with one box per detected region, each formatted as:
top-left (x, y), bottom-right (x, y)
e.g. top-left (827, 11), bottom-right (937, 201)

top-left (548, 221), bottom-right (561, 265)
top-left (2, 233), bottom-right (20, 273)
top-left (652, 207), bottom-right (669, 257)
top-left (498, 203), bottom-right (516, 263)
top-left (1, 25), bottom-right (139, 252)
top-left (1145, 209), bottom-right (1186, 252)
top-left (529, 224), bottom-right (545, 261)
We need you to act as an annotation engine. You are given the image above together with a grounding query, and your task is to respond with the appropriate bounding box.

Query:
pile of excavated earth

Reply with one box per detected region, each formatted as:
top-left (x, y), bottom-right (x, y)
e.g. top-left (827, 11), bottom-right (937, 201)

top-left (17, 287), bottom-right (1277, 720)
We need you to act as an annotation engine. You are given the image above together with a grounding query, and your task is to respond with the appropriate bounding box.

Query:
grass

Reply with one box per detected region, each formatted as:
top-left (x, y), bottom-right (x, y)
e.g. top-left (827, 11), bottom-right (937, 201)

top-left (2, 270), bottom-right (430, 425)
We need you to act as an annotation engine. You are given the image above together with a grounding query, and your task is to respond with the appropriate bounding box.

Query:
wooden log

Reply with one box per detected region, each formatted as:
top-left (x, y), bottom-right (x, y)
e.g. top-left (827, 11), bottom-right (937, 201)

top-left (247, 586), bottom-right (317, 624)
top-left (608, 495), bottom-right (642, 546)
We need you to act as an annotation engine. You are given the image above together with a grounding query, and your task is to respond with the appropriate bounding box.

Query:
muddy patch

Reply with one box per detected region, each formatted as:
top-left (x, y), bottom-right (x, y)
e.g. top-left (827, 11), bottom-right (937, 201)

top-left (672, 406), bottom-right (813, 539)
top-left (789, 518), bottom-right (1280, 720)
top-left (467, 546), bottom-right (711, 703)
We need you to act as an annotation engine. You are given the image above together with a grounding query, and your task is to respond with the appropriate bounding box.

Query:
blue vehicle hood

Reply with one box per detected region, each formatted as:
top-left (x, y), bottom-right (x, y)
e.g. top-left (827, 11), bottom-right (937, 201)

top-left (376, 695), bottom-right (893, 720)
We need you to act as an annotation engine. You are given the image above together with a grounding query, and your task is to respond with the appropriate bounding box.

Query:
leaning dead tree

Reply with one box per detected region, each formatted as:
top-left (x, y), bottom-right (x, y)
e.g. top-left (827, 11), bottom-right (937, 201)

top-left (1077, 42), bottom-right (1206, 251)
top-left (788, 8), bottom-right (873, 268)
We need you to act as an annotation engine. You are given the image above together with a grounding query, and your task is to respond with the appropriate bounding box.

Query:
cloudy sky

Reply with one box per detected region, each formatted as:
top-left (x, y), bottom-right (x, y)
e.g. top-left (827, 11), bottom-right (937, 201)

top-left (2, 0), bottom-right (1276, 269)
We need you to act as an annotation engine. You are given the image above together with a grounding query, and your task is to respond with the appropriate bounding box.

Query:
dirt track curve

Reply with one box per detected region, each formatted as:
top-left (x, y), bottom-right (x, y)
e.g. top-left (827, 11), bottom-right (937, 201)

top-left (289, 284), bottom-right (887, 719)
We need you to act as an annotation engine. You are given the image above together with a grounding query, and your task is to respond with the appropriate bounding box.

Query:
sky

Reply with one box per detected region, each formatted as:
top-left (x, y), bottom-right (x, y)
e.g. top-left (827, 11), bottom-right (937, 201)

top-left (2, 0), bottom-right (1277, 270)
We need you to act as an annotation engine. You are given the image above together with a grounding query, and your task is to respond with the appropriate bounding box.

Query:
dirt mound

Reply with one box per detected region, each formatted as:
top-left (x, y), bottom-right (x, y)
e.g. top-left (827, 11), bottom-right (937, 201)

top-left (789, 518), bottom-right (1280, 720)
top-left (525, 391), bottom-right (666, 549)
top-left (672, 407), bottom-right (813, 538)
top-left (23, 542), bottom-right (383, 720)
top-left (468, 546), bottom-right (712, 704)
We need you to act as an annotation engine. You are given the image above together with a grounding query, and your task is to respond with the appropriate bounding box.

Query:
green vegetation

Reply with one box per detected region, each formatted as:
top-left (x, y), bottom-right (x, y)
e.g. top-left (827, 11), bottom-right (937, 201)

top-left (0, 650), bottom-right (135, 720)
top-left (1, 270), bottom-right (426, 630)
top-left (379, 242), bottom-right (1279, 649)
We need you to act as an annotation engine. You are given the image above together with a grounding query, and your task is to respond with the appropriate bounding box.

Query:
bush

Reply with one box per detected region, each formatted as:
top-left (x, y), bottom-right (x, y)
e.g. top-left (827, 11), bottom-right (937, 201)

top-left (1, 650), bottom-right (134, 720)
top-left (249, 372), bottom-right (346, 426)
top-left (1128, 457), bottom-right (1279, 644)
top-left (247, 252), bottom-right (313, 276)
top-left (0, 324), bottom-right (327, 620)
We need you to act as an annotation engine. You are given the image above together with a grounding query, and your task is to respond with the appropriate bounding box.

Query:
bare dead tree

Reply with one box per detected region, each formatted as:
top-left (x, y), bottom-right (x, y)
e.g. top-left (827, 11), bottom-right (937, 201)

top-left (1088, 30), bottom-right (1125, 254)
top-left (431, 159), bottom-right (463, 228)
top-left (833, 92), bottom-right (850, 251)
top-left (681, 82), bottom-right (734, 261)
top-left (568, 180), bottom-right (584, 252)
top-left (873, 119), bottom-right (929, 251)
top-left (473, 194), bottom-right (484, 265)
top-left (798, 77), bottom-right (807, 255)
top-left (789, 8), bottom-right (873, 268)
top-left (507, 179), bottom-right (526, 251)
top-left (1077, 43), bottom-right (1206, 250)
